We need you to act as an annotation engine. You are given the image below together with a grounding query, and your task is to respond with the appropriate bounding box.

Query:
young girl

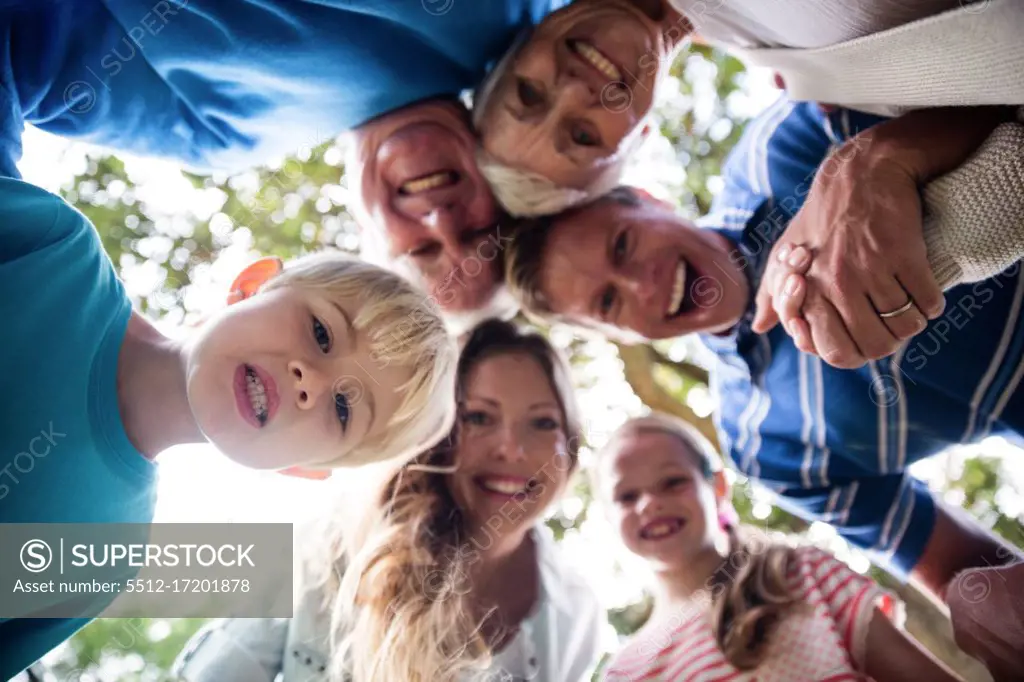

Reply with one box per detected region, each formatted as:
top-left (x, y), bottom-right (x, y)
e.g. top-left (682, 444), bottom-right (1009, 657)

top-left (595, 413), bottom-right (965, 682)
top-left (175, 319), bottom-right (608, 682)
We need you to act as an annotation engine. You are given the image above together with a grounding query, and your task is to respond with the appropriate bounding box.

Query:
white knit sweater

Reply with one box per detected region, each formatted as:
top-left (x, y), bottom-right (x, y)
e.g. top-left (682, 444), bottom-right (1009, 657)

top-left (924, 119), bottom-right (1024, 290)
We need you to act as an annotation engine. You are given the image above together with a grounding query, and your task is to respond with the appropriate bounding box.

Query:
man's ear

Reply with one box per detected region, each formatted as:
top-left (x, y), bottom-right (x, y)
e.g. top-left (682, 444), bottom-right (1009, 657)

top-left (227, 257), bottom-right (283, 305)
top-left (276, 466), bottom-right (332, 481)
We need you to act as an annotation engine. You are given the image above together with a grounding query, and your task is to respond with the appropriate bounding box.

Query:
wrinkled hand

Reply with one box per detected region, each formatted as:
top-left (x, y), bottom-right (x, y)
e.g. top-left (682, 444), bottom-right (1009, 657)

top-left (752, 140), bottom-right (945, 368)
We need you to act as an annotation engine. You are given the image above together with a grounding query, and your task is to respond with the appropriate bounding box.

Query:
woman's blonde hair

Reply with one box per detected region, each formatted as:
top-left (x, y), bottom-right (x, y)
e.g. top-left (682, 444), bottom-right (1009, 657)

top-left (316, 318), bottom-right (583, 682)
top-left (261, 250), bottom-right (459, 468)
top-left (598, 413), bottom-right (800, 671)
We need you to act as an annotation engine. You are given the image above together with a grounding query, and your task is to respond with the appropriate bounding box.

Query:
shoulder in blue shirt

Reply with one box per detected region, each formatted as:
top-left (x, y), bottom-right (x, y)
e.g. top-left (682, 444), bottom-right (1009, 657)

top-left (699, 97), bottom-right (1024, 580)
top-left (0, 178), bottom-right (157, 678)
top-left (0, 0), bottom-right (561, 175)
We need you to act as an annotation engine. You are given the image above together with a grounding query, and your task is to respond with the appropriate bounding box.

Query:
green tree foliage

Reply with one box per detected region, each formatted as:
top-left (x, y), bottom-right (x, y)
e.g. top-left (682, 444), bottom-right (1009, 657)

top-left (22, 44), bottom-right (1022, 682)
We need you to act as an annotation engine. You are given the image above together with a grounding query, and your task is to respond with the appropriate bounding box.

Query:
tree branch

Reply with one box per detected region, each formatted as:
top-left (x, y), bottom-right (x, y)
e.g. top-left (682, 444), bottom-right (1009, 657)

top-left (648, 346), bottom-right (710, 386)
top-left (616, 343), bottom-right (720, 450)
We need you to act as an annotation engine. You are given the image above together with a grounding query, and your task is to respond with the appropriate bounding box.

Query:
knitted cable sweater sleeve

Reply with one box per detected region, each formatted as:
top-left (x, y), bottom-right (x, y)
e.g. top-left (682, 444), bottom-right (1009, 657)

top-left (922, 118), bottom-right (1024, 290)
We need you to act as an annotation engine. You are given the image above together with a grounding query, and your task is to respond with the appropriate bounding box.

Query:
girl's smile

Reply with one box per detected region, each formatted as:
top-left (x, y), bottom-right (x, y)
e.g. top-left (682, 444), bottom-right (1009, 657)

top-left (639, 515), bottom-right (686, 541)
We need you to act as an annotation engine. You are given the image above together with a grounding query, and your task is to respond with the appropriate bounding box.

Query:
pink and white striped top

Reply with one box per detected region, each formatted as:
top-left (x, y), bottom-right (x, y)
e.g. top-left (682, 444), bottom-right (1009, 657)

top-left (603, 547), bottom-right (900, 682)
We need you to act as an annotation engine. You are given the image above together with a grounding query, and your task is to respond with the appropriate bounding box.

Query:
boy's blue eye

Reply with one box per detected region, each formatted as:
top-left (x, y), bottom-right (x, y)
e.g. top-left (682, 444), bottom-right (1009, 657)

top-left (334, 393), bottom-right (350, 431)
top-left (312, 317), bottom-right (330, 352)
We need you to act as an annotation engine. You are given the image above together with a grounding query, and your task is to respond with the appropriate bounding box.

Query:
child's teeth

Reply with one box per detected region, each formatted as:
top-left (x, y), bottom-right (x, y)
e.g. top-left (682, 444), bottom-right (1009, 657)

top-left (645, 520), bottom-right (679, 538)
top-left (245, 369), bottom-right (268, 420)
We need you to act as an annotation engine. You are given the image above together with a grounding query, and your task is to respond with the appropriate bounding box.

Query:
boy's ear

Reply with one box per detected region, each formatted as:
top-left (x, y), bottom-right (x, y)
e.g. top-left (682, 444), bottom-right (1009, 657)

top-left (276, 466), bottom-right (332, 481)
top-left (227, 257), bottom-right (284, 304)
top-left (712, 470), bottom-right (731, 502)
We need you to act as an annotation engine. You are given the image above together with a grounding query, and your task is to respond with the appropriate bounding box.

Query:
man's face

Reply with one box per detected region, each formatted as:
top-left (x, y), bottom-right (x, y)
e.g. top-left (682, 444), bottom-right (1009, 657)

top-left (537, 193), bottom-right (749, 341)
top-left (349, 100), bottom-right (503, 312)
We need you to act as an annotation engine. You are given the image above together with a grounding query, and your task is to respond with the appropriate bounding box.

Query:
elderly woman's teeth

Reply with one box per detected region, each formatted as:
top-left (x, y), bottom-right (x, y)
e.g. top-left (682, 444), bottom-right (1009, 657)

top-left (573, 40), bottom-right (622, 81)
top-left (667, 260), bottom-right (688, 317)
top-left (400, 171), bottom-right (456, 195)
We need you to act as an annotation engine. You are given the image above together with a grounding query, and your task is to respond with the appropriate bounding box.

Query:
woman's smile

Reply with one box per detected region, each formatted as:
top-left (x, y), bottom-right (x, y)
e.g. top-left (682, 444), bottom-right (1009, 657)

top-left (474, 473), bottom-right (535, 499)
top-left (567, 38), bottom-right (624, 82)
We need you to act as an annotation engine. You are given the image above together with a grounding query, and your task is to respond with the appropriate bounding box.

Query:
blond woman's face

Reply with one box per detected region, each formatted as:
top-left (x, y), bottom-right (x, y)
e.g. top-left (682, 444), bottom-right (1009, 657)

top-left (446, 353), bottom-right (573, 538)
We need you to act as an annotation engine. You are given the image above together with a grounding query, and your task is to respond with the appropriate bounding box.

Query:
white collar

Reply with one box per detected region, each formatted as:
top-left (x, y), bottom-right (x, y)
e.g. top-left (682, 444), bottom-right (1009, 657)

top-left (531, 525), bottom-right (587, 615)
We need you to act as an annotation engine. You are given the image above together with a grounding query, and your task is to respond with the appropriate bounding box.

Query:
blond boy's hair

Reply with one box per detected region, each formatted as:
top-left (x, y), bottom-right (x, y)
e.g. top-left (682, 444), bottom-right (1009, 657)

top-left (261, 251), bottom-right (458, 468)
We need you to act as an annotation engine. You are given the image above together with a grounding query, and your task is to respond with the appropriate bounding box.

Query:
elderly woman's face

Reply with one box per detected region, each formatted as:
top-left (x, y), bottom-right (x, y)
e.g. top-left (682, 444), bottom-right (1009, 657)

top-left (446, 352), bottom-right (573, 538)
top-left (477, 1), bottom-right (677, 189)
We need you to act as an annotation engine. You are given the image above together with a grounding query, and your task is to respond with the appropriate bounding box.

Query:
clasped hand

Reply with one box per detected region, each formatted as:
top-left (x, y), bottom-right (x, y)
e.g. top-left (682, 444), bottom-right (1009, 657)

top-left (751, 137), bottom-right (945, 368)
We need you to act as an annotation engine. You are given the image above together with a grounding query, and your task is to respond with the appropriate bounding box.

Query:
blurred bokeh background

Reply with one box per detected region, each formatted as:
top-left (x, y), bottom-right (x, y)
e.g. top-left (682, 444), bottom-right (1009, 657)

top-left (17, 44), bottom-right (1023, 682)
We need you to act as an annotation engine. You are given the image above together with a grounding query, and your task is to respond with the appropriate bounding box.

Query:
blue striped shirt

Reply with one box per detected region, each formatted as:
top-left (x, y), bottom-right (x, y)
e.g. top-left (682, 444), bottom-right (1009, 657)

top-left (699, 96), bottom-right (1024, 578)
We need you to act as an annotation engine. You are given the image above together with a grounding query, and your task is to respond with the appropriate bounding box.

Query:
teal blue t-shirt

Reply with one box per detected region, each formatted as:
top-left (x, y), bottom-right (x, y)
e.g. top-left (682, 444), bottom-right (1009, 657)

top-left (0, 178), bottom-right (158, 678)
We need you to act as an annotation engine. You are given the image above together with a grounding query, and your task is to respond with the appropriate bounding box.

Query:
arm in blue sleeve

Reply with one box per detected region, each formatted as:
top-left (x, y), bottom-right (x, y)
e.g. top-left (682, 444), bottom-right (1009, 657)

top-left (770, 470), bottom-right (937, 581)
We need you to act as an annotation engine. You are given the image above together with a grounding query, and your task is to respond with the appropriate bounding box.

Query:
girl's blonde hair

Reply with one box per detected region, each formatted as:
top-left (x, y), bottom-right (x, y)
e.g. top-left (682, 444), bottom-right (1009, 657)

top-left (261, 250), bottom-right (459, 468)
top-left (314, 318), bottom-right (583, 682)
top-left (599, 413), bottom-right (800, 671)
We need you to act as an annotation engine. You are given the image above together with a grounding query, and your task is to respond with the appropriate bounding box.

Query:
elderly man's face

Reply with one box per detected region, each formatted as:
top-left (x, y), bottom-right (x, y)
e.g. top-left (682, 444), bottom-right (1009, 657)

top-left (349, 100), bottom-right (503, 312)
